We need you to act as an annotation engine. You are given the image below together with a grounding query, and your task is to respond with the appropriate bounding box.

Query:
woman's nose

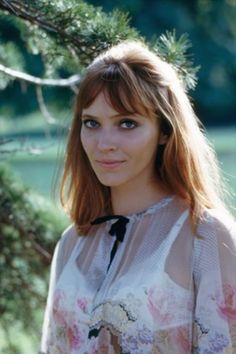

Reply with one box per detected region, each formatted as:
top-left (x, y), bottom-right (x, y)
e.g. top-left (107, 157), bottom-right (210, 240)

top-left (97, 128), bottom-right (117, 151)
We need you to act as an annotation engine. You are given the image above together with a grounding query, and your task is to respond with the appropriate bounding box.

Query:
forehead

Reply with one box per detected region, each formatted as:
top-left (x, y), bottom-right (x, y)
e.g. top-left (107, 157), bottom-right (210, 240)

top-left (82, 91), bottom-right (113, 110)
top-left (82, 91), bottom-right (137, 116)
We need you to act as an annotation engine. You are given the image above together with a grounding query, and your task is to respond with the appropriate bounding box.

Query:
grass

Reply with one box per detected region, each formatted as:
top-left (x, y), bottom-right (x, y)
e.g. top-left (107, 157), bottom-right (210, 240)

top-left (207, 126), bottom-right (236, 152)
top-left (0, 110), bottom-right (71, 136)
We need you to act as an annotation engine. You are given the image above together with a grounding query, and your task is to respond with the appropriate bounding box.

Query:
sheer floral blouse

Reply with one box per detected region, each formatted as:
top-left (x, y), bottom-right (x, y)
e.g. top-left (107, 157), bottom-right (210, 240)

top-left (40, 196), bottom-right (236, 354)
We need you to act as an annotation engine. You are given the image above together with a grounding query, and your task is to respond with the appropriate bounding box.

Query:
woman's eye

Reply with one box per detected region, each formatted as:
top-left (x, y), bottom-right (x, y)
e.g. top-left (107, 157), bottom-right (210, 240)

top-left (82, 119), bottom-right (98, 128)
top-left (120, 120), bottom-right (137, 129)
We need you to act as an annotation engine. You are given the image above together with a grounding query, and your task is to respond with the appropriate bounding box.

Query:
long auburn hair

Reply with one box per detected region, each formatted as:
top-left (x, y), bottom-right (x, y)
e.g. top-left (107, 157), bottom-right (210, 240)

top-left (61, 40), bottom-right (226, 234)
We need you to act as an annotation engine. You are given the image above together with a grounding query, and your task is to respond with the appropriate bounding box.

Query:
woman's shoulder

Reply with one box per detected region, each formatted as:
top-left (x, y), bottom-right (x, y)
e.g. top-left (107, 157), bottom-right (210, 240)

top-left (198, 208), bottom-right (235, 240)
top-left (191, 208), bottom-right (236, 283)
top-left (56, 224), bottom-right (81, 266)
top-left (61, 223), bottom-right (79, 243)
top-left (195, 208), bottom-right (236, 262)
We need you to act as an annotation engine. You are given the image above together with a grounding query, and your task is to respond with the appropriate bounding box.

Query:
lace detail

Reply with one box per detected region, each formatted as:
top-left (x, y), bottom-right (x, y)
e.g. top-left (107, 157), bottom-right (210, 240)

top-left (89, 299), bottom-right (138, 335)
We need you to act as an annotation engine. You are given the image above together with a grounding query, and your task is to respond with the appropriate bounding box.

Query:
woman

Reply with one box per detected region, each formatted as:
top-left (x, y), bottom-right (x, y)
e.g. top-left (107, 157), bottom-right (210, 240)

top-left (40, 41), bottom-right (236, 353)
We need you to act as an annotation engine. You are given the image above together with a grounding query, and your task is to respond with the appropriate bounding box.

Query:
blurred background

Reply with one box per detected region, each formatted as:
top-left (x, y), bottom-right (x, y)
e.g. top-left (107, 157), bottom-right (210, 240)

top-left (0, 0), bottom-right (235, 353)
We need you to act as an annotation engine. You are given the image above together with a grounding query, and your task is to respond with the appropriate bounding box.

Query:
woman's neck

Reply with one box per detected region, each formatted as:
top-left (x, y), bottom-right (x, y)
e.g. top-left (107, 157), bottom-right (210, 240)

top-left (111, 180), bottom-right (168, 216)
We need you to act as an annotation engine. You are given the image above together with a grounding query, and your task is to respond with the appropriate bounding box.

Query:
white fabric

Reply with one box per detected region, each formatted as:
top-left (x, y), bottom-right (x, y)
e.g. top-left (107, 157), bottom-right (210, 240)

top-left (40, 196), bottom-right (236, 354)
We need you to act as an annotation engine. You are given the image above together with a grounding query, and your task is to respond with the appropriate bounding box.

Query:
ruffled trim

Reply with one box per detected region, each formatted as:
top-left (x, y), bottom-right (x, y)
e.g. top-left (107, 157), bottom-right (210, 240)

top-left (128, 196), bottom-right (174, 221)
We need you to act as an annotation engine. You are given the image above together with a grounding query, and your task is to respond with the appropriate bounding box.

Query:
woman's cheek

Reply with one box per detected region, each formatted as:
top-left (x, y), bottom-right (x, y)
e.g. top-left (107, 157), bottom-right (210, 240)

top-left (80, 131), bottom-right (94, 154)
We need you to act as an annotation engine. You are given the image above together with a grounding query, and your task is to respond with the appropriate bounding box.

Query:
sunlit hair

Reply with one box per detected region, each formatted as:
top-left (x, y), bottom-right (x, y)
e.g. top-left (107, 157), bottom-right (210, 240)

top-left (61, 40), bottom-right (227, 234)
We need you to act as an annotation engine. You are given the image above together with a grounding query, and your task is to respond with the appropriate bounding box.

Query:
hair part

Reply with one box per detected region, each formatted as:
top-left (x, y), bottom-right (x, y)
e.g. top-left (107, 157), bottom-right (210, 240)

top-left (60, 40), bottom-right (227, 235)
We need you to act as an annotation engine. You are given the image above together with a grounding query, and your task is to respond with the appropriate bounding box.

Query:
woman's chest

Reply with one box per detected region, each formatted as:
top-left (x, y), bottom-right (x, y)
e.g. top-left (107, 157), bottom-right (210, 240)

top-left (51, 254), bottom-right (194, 353)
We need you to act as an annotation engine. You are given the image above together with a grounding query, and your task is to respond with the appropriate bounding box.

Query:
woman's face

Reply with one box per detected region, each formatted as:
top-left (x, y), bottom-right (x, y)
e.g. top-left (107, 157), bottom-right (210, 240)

top-left (80, 92), bottom-right (165, 191)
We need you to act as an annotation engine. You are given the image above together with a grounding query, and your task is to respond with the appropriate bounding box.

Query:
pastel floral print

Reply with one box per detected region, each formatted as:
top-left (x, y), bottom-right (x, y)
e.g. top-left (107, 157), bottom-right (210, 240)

top-left (77, 297), bottom-right (89, 314)
top-left (147, 286), bottom-right (175, 325)
top-left (173, 326), bottom-right (191, 352)
top-left (43, 272), bottom-right (236, 353)
top-left (39, 201), bottom-right (236, 354)
top-left (215, 284), bottom-right (236, 321)
top-left (53, 289), bottom-right (67, 326)
top-left (43, 261), bottom-right (236, 354)
top-left (147, 279), bottom-right (192, 327)
top-left (50, 289), bottom-right (86, 352)
top-left (67, 322), bottom-right (84, 350)
top-left (208, 332), bottom-right (230, 353)
top-left (137, 325), bottom-right (153, 345)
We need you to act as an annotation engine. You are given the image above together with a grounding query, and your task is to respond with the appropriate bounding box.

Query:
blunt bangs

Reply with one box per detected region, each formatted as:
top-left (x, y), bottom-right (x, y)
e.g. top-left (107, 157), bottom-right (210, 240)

top-left (77, 61), bottom-right (155, 119)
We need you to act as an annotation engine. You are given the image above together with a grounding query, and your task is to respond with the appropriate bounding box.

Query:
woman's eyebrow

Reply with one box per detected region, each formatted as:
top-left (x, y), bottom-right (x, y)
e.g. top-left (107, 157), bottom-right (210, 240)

top-left (81, 113), bottom-right (135, 119)
top-left (81, 114), bottom-right (98, 119)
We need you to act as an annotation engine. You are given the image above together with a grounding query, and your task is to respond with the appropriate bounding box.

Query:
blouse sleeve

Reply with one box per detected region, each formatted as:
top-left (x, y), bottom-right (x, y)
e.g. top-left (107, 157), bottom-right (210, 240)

top-left (193, 211), bottom-right (236, 353)
top-left (39, 225), bottom-right (78, 354)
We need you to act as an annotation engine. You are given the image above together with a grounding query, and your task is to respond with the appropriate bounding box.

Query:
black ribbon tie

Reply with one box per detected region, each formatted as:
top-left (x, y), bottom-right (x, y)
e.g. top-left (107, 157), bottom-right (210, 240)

top-left (91, 215), bottom-right (130, 271)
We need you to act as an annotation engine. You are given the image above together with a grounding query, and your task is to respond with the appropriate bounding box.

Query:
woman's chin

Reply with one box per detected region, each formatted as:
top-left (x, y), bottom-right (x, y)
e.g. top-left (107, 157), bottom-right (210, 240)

top-left (96, 176), bottom-right (126, 188)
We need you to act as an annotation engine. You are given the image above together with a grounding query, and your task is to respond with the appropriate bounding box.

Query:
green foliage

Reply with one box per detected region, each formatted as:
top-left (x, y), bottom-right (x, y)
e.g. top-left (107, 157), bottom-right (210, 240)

top-left (0, 0), bottom-right (198, 89)
top-left (0, 41), bottom-right (24, 89)
top-left (0, 41), bottom-right (24, 69)
top-left (0, 163), bottom-right (67, 352)
top-left (152, 30), bottom-right (200, 90)
top-left (0, 0), bottom-right (140, 77)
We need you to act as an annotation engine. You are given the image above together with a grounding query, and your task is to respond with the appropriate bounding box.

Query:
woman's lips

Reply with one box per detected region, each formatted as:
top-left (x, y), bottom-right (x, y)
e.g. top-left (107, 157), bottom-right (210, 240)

top-left (96, 160), bottom-right (125, 169)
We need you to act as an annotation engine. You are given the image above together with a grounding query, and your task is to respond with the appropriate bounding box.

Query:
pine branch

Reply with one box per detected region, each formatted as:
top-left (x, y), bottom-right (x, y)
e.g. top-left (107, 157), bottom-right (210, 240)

top-left (152, 30), bottom-right (200, 90)
top-left (0, 0), bottom-right (88, 54)
top-left (0, 0), bottom-right (138, 66)
top-left (0, 1), bottom-right (74, 35)
top-left (0, 63), bottom-right (81, 86)
top-left (0, 1), bottom-right (199, 93)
